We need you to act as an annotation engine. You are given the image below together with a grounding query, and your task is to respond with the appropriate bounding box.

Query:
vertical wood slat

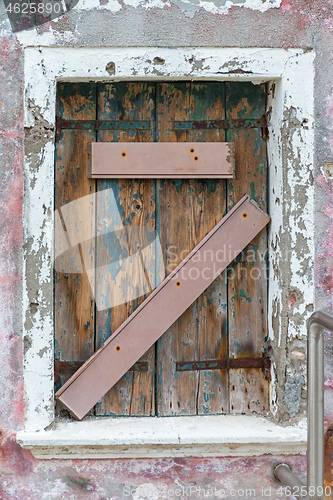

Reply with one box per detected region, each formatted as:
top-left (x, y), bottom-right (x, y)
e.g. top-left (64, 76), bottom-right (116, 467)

top-left (226, 82), bottom-right (269, 414)
top-left (54, 83), bottom-right (96, 400)
top-left (95, 82), bottom-right (156, 416)
top-left (156, 82), bottom-right (229, 416)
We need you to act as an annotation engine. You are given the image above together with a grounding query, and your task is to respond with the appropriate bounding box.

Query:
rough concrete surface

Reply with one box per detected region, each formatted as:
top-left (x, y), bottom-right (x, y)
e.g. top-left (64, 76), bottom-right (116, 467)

top-left (0, 0), bottom-right (333, 497)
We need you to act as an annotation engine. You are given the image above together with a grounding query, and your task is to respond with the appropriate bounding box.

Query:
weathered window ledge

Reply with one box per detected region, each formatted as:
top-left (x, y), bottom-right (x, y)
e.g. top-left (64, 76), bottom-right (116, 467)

top-left (17, 415), bottom-right (307, 459)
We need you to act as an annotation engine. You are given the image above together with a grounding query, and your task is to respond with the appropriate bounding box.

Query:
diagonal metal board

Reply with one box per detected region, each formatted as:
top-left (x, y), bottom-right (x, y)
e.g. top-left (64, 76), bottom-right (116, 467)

top-left (56, 195), bottom-right (270, 419)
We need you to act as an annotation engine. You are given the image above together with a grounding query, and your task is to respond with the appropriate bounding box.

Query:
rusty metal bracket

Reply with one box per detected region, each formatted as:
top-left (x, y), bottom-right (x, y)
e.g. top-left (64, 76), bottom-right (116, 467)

top-left (174, 116), bottom-right (268, 140)
top-left (55, 116), bottom-right (151, 140)
top-left (176, 355), bottom-right (271, 380)
top-left (55, 116), bottom-right (268, 141)
top-left (174, 116), bottom-right (266, 129)
top-left (54, 359), bottom-right (148, 386)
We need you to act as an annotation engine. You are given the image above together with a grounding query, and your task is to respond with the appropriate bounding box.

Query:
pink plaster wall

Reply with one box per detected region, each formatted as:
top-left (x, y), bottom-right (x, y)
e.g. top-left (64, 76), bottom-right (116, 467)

top-left (0, 34), bottom-right (24, 434)
top-left (0, 452), bottom-right (307, 499)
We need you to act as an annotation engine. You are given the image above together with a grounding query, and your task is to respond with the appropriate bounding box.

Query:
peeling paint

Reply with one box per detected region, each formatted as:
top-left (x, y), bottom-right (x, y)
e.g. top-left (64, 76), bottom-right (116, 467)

top-left (105, 61), bottom-right (116, 75)
top-left (63, 0), bottom-right (281, 16)
top-left (283, 374), bottom-right (305, 418)
top-left (0, 452), bottom-right (307, 499)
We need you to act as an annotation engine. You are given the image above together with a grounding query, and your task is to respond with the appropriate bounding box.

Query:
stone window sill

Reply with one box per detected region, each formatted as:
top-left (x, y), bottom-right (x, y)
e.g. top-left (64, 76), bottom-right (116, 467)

top-left (17, 415), bottom-right (307, 459)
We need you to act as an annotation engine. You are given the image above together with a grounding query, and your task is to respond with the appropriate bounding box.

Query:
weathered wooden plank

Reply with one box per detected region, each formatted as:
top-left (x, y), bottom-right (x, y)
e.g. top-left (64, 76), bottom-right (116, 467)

top-left (95, 82), bottom-right (157, 416)
top-left (156, 82), bottom-right (229, 416)
top-left (56, 195), bottom-right (270, 420)
top-left (89, 141), bottom-right (235, 178)
top-left (226, 82), bottom-right (269, 414)
top-left (54, 83), bottom-right (96, 400)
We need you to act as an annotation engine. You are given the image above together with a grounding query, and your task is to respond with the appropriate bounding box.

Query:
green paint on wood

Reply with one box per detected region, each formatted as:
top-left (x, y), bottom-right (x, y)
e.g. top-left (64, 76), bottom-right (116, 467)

top-left (239, 289), bottom-right (252, 303)
top-left (250, 181), bottom-right (256, 200)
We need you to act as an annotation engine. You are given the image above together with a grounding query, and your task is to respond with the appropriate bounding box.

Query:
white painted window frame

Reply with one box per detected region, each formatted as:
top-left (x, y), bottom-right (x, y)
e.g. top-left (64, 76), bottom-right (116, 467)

top-left (18, 47), bottom-right (313, 458)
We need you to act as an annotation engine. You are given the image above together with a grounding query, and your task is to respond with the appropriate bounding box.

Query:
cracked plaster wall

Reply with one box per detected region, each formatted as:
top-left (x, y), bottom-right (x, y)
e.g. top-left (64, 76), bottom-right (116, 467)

top-left (0, 0), bottom-right (332, 497)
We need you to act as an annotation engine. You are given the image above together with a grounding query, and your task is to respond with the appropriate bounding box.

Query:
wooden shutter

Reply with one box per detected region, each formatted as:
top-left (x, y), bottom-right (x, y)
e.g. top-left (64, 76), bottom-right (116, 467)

top-left (54, 81), bottom-right (269, 417)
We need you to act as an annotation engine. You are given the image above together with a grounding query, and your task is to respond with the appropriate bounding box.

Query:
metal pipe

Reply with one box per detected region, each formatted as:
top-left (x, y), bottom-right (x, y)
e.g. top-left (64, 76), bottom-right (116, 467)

top-left (273, 463), bottom-right (307, 498)
top-left (273, 310), bottom-right (333, 500)
top-left (307, 310), bottom-right (333, 500)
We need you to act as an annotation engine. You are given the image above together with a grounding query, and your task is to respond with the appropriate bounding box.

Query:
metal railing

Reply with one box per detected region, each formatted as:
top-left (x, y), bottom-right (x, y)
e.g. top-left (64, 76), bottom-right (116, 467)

top-left (274, 463), bottom-right (307, 498)
top-left (274, 310), bottom-right (333, 500)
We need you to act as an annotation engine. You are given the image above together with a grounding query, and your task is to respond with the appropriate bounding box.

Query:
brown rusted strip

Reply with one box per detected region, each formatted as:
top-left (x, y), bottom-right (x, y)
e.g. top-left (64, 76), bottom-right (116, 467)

top-left (262, 117), bottom-right (269, 141)
top-left (55, 195), bottom-right (270, 420)
top-left (174, 116), bottom-right (267, 130)
top-left (55, 116), bottom-right (151, 140)
top-left (176, 355), bottom-right (271, 380)
top-left (55, 116), bottom-right (268, 140)
top-left (54, 359), bottom-right (148, 385)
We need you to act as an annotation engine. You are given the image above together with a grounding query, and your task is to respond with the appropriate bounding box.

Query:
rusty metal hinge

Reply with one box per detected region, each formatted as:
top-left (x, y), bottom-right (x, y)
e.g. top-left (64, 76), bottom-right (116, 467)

top-left (176, 355), bottom-right (271, 380)
top-left (174, 116), bottom-right (268, 140)
top-left (55, 116), bottom-right (151, 140)
top-left (54, 359), bottom-right (148, 385)
top-left (55, 116), bottom-right (268, 141)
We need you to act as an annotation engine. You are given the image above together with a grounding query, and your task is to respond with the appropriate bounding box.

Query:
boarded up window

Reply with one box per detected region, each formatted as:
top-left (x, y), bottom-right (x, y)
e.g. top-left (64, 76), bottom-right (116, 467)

top-left (54, 81), bottom-right (268, 417)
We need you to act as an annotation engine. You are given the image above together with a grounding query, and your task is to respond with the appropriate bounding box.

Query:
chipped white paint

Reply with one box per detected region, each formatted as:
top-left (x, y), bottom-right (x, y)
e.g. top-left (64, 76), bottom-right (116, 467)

top-left (266, 51), bottom-right (315, 347)
top-left (12, 0), bottom-right (280, 42)
top-left (194, 0), bottom-right (281, 15)
top-left (17, 415), bottom-right (307, 459)
top-left (75, 0), bottom-right (122, 11)
top-left (269, 359), bottom-right (278, 416)
top-left (24, 47), bottom-right (308, 125)
top-left (283, 54), bottom-right (314, 341)
top-left (22, 47), bottom-right (314, 445)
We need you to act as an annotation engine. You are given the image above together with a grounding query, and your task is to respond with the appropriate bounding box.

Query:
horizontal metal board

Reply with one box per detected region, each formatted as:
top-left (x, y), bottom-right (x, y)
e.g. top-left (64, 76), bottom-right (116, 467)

top-left (88, 142), bottom-right (235, 179)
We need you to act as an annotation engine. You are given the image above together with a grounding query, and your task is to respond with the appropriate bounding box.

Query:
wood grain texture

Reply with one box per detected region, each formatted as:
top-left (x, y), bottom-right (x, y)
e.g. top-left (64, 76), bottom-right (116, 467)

top-left (156, 82), bottom-right (229, 416)
top-left (226, 82), bottom-right (269, 415)
top-left (54, 83), bottom-right (96, 401)
top-left (95, 82), bottom-right (156, 416)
